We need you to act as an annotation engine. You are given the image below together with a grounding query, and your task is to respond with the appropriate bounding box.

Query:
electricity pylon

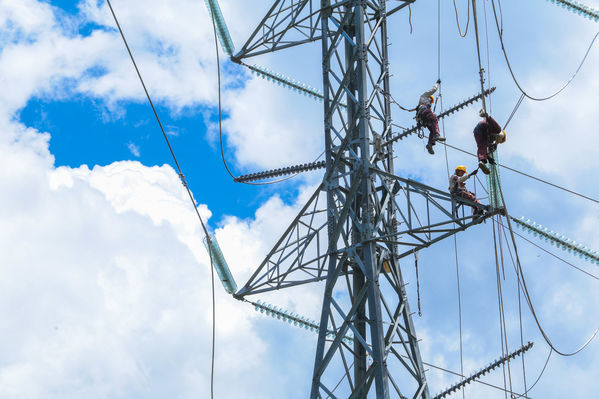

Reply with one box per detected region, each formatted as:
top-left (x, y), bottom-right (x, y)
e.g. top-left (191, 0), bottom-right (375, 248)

top-left (232, 1), bottom-right (495, 397)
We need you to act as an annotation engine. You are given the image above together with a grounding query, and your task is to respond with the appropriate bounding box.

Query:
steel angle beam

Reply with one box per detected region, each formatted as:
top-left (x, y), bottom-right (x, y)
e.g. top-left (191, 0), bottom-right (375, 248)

top-left (233, 0), bottom-right (324, 60)
top-left (235, 184), bottom-right (330, 297)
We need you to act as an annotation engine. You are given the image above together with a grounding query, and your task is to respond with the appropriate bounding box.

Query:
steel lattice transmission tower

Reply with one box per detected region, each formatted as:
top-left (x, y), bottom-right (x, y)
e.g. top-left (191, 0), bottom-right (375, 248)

top-left (232, 1), bottom-right (495, 397)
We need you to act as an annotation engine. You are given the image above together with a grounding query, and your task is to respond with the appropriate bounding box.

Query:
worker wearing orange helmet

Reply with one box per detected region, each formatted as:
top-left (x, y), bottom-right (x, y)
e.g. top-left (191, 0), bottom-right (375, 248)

top-left (416, 79), bottom-right (445, 155)
top-left (449, 165), bottom-right (483, 214)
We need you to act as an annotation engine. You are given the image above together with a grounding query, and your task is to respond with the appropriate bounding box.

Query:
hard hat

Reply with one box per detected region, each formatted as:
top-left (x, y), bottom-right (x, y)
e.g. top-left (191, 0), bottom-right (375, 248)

top-left (496, 129), bottom-right (507, 144)
top-left (429, 95), bottom-right (435, 103)
top-left (455, 165), bottom-right (466, 173)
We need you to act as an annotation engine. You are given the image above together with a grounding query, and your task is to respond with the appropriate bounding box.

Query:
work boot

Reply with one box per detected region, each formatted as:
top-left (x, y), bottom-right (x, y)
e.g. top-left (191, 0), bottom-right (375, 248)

top-left (488, 156), bottom-right (496, 165)
top-left (434, 135), bottom-right (446, 142)
top-left (478, 161), bottom-right (490, 175)
top-left (426, 144), bottom-right (434, 155)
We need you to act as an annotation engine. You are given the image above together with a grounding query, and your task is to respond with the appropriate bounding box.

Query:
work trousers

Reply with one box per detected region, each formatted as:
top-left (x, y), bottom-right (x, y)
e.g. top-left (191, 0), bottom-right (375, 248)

top-left (418, 106), bottom-right (440, 146)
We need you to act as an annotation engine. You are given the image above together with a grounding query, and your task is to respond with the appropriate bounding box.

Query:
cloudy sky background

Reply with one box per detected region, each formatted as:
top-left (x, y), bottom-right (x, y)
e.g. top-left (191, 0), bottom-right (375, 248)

top-left (1, 0), bottom-right (599, 397)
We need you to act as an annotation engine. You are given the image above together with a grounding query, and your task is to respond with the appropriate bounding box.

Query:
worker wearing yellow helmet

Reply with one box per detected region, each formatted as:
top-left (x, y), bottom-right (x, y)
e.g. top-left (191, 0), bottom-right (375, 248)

top-left (416, 79), bottom-right (445, 155)
top-left (449, 165), bottom-right (484, 215)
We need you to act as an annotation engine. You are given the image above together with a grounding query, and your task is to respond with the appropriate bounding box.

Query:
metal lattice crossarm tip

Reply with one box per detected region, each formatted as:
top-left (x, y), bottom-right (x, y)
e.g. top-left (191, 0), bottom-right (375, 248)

top-left (387, 87), bottom-right (496, 145)
top-left (547, 0), bottom-right (599, 21)
top-left (433, 342), bottom-right (534, 399)
top-left (251, 300), bottom-right (354, 343)
top-left (234, 160), bottom-right (326, 183)
top-left (512, 216), bottom-right (599, 264)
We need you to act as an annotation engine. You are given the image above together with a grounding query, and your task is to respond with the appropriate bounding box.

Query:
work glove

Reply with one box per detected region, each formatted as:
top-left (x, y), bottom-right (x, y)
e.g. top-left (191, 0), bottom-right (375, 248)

top-left (436, 78), bottom-right (441, 84)
top-left (479, 109), bottom-right (488, 118)
top-left (469, 168), bottom-right (478, 176)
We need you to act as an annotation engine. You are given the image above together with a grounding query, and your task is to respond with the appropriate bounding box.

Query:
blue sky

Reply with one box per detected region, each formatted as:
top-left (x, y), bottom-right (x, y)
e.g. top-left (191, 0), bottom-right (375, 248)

top-left (1, 0), bottom-right (599, 398)
top-left (19, 95), bottom-right (301, 220)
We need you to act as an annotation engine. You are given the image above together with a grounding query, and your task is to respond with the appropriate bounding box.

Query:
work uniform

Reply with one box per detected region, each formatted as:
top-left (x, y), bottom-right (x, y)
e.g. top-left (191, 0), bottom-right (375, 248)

top-left (473, 116), bottom-right (501, 162)
top-left (416, 82), bottom-right (441, 147)
top-left (449, 172), bottom-right (480, 205)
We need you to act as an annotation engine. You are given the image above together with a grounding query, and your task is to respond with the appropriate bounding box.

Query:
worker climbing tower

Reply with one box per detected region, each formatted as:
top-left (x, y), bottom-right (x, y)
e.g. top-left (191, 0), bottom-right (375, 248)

top-left (230, 1), bottom-right (496, 397)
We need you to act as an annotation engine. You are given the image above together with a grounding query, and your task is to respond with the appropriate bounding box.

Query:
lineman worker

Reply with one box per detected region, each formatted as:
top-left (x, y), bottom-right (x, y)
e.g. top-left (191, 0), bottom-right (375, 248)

top-left (449, 165), bottom-right (483, 215)
top-left (416, 79), bottom-right (445, 155)
top-left (473, 110), bottom-right (502, 174)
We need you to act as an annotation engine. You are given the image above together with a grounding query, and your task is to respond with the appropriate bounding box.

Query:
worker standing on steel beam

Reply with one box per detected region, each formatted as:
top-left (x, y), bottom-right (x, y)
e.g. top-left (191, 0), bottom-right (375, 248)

top-left (473, 110), bottom-right (506, 174)
top-left (449, 165), bottom-right (483, 215)
top-left (416, 79), bottom-right (446, 155)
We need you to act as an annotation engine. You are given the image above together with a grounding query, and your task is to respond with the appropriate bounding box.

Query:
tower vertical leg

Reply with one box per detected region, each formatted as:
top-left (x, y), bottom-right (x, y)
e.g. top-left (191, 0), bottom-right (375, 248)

top-left (311, 1), bottom-right (430, 398)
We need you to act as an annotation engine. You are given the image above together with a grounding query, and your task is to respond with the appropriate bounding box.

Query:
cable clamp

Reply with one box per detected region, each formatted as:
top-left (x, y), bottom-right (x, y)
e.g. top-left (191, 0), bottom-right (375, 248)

top-left (178, 172), bottom-right (188, 187)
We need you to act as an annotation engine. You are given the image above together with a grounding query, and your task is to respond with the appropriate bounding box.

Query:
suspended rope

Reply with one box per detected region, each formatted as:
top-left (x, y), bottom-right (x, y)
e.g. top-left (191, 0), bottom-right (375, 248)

top-left (408, 4), bottom-right (414, 34)
top-left (383, 88), bottom-right (417, 112)
top-left (482, 0), bottom-right (493, 113)
top-left (514, 348), bottom-right (553, 398)
top-left (491, 0), bottom-right (599, 101)
top-left (453, 0), bottom-right (471, 37)
top-left (499, 220), bottom-right (529, 393)
top-left (494, 173), bottom-right (599, 356)
top-left (415, 251), bottom-right (422, 316)
top-left (471, 0), bottom-right (488, 114)
top-left (470, 13), bottom-right (510, 390)
top-left (491, 217), bottom-right (515, 397)
top-left (438, 3), bottom-right (466, 393)
top-left (497, 223), bottom-right (538, 395)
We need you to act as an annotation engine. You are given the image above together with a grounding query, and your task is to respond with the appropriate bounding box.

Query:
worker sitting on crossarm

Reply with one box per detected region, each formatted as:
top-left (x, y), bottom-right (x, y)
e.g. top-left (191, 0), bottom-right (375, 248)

top-left (416, 79), bottom-right (445, 155)
top-left (473, 110), bottom-right (505, 174)
top-left (449, 165), bottom-right (483, 214)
